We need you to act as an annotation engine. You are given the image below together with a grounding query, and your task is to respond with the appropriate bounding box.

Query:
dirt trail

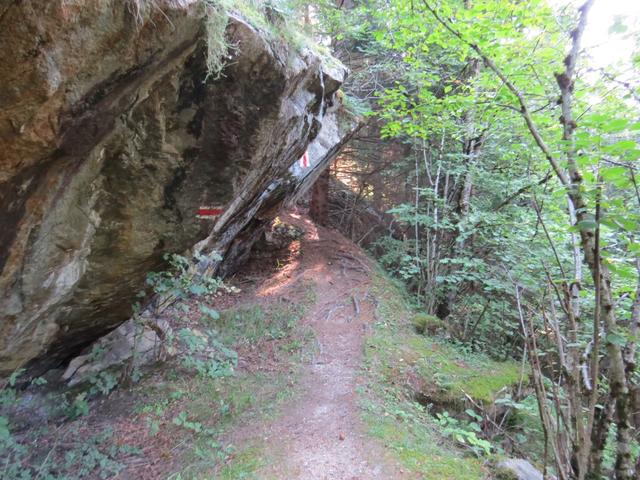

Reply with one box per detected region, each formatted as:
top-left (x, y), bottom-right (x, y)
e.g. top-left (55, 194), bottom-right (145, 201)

top-left (230, 212), bottom-right (404, 479)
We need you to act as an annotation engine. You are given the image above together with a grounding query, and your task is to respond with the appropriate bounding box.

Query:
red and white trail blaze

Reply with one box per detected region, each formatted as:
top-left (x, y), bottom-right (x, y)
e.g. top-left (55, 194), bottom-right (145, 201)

top-left (299, 150), bottom-right (309, 168)
top-left (197, 206), bottom-right (225, 219)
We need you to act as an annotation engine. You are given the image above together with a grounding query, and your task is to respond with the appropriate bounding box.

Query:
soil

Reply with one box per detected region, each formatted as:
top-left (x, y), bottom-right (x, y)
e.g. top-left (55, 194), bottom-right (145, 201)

top-left (223, 210), bottom-right (406, 479)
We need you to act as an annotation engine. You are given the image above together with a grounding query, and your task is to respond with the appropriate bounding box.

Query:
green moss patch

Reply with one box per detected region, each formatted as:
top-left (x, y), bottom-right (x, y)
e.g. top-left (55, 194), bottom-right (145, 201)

top-left (412, 312), bottom-right (445, 335)
top-left (409, 336), bottom-right (522, 405)
top-left (367, 272), bottom-right (523, 407)
top-left (359, 270), bottom-right (527, 478)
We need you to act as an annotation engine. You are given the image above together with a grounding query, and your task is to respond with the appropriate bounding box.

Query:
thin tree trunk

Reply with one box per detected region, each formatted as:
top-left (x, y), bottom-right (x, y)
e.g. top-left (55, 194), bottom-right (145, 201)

top-left (587, 395), bottom-right (614, 479)
top-left (421, 0), bottom-right (635, 477)
top-left (310, 168), bottom-right (331, 226)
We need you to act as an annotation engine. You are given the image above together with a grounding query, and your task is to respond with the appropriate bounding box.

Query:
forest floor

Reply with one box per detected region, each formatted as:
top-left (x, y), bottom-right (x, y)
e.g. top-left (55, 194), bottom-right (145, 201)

top-left (221, 211), bottom-right (405, 479)
top-left (3, 210), bottom-right (528, 479)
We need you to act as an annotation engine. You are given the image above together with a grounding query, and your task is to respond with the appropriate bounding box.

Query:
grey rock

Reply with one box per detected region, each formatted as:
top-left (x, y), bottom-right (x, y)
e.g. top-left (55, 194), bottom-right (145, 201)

top-left (0, 1), bottom-right (357, 377)
top-left (497, 459), bottom-right (545, 480)
top-left (61, 317), bottom-right (171, 386)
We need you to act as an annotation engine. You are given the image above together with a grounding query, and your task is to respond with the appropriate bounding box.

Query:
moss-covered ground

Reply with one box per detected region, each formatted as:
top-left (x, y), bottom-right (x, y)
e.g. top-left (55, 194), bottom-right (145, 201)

top-left (359, 270), bottom-right (528, 479)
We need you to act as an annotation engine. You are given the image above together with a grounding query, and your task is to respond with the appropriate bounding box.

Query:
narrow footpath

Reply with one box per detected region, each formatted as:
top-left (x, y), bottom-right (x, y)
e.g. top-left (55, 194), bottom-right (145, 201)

top-left (228, 212), bottom-right (406, 479)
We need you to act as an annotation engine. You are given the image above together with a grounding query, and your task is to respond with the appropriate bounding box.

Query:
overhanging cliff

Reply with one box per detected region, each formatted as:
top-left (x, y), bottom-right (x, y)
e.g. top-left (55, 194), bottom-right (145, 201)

top-left (0, 0), bottom-right (357, 376)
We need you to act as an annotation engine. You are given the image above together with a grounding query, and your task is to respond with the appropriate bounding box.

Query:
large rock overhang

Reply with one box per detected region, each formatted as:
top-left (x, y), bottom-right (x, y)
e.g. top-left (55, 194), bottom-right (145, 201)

top-left (0, 0), bottom-right (356, 377)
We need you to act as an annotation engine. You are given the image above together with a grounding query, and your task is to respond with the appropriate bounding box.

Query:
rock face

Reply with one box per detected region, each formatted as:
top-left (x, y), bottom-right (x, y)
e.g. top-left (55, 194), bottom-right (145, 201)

top-left (0, 0), bottom-right (356, 376)
top-left (496, 459), bottom-right (544, 480)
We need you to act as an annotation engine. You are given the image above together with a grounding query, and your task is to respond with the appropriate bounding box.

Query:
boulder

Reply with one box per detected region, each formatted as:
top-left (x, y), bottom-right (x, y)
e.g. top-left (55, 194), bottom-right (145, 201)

top-left (0, 0), bottom-right (357, 377)
top-left (61, 315), bottom-right (171, 386)
top-left (496, 459), bottom-right (545, 480)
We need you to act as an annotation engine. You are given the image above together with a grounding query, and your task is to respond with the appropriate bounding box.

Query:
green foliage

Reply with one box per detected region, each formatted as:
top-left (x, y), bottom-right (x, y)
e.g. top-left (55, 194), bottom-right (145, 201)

top-left (142, 253), bottom-right (243, 380)
top-left (0, 371), bottom-right (142, 478)
top-left (145, 253), bottom-right (224, 302)
top-left (602, 425), bottom-right (640, 474)
top-left (58, 429), bottom-right (138, 479)
top-left (88, 371), bottom-right (119, 396)
top-left (330, 0), bottom-right (639, 474)
top-left (0, 424), bottom-right (136, 480)
top-left (366, 274), bottom-right (524, 406)
top-left (177, 327), bottom-right (238, 379)
top-left (435, 411), bottom-right (492, 457)
top-left (173, 410), bottom-right (208, 434)
top-left (66, 392), bottom-right (91, 419)
top-left (360, 271), bottom-right (511, 477)
top-left (133, 279), bottom-right (316, 478)
top-left (154, 357), bottom-right (303, 478)
top-left (412, 313), bottom-right (445, 335)
top-left (203, 1), bottom-right (232, 80)
top-left (362, 399), bottom-right (486, 479)
top-left (341, 93), bottom-right (373, 118)
top-left (339, 0), bottom-right (639, 366)
top-left (501, 394), bottom-right (546, 465)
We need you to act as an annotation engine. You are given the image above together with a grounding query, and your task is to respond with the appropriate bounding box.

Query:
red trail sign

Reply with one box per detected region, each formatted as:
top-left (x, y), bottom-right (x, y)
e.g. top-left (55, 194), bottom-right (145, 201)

top-left (197, 206), bottom-right (225, 219)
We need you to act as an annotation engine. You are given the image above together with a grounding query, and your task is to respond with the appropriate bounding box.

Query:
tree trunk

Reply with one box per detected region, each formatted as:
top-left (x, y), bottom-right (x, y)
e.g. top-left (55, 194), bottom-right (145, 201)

top-left (310, 168), bottom-right (331, 226)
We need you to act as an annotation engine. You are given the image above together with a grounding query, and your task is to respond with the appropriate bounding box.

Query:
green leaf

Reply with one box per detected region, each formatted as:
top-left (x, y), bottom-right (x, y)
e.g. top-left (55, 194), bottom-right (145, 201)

top-left (8, 368), bottom-right (25, 387)
top-left (189, 284), bottom-right (207, 296)
top-left (574, 220), bottom-right (597, 231)
top-left (606, 332), bottom-right (627, 347)
top-left (0, 416), bottom-right (11, 441)
top-left (601, 215), bottom-right (637, 232)
top-left (607, 261), bottom-right (638, 280)
top-left (600, 166), bottom-right (627, 182)
top-left (609, 140), bottom-right (637, 152)
top-left (601, 166), bottom-right (631, 188)
top-left (602, 118), bottom-right (629, 133)
top-left (199, 304), bottom-right (220, 320)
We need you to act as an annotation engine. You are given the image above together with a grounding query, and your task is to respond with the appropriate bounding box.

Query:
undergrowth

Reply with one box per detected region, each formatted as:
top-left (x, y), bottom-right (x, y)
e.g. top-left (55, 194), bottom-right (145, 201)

top-left (0, 260), bottom-right (316, 479)
top-left (150, 280), bottom-right (317, 478)
top-left (213, 282), bottom-right (315, 345)
top-left (147, 370), bottom-right (295, 479)
top-left (360, 269), bottom-right (532, 479)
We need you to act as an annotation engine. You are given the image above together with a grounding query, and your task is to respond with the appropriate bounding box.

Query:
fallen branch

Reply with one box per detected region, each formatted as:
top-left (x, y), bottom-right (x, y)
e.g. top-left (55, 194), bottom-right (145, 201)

top-left (352, 295), bottom-right (361, 316)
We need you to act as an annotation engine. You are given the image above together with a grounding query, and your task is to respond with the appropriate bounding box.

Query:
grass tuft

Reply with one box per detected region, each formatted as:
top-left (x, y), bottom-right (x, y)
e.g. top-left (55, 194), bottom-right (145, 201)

top-left (204, 1), bottom-right (232, 80)
top-left (218, 444), bottom-right (266, 479)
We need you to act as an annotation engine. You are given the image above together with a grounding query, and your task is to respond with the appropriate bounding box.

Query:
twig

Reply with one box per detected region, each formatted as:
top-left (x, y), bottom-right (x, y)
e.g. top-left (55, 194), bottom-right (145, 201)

top-left (352, 295), bottom-right (360, 317)
top-left (325, 304), bottom-right (344, 322)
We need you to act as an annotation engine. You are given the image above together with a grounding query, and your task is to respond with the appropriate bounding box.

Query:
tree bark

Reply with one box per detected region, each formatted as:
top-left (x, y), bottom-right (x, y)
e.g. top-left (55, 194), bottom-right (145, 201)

top-left (310, 167), bottom-right (331, 226)
top-left (422, 0), bottom-right (636, 477)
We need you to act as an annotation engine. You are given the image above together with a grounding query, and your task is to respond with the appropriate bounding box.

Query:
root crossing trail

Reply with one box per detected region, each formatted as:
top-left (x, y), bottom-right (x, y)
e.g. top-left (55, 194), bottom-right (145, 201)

top-left (231, 212), bottom-right (404, 479)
